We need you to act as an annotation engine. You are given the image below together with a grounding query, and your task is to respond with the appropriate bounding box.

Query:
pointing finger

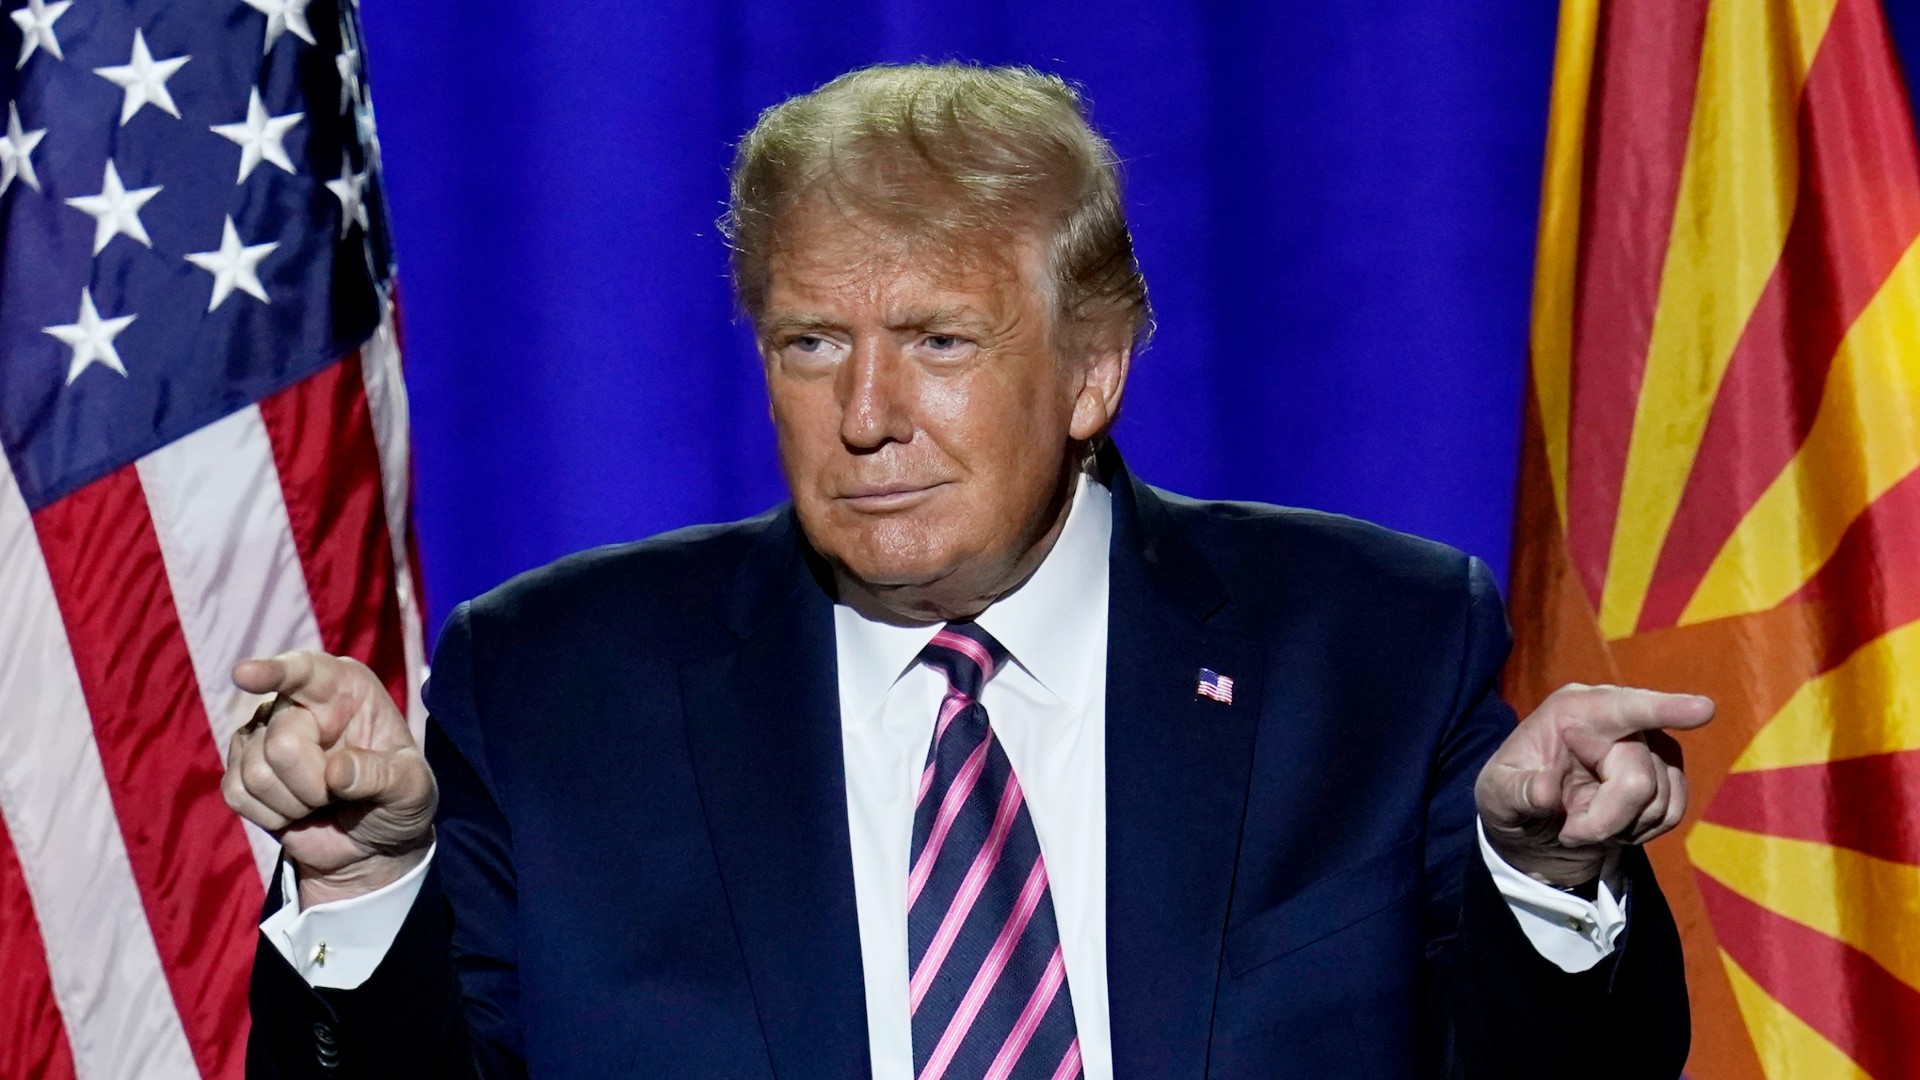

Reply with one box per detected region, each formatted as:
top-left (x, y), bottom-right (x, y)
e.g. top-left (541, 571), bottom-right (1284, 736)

top-left (231, 651), bottom-right (341, 703)
top-left (1555, 685), bottom-right (1714, 749)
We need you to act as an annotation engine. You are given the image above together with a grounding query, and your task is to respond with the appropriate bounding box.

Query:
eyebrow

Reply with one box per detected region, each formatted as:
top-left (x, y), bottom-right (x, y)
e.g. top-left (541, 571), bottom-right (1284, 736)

top-left (758, 306), bottom-right (996, 337)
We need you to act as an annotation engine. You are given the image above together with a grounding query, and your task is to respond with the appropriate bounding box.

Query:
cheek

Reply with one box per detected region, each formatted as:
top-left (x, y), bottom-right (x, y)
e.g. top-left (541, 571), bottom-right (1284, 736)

top-left (768, 381), bottom-right (842, 477)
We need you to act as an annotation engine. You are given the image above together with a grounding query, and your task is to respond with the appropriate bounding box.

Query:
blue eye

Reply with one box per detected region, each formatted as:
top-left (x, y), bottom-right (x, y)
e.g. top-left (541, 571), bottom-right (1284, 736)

top-left (924, 335), bottom-right (968, 352)
top-left (792, 335), bottom-right (824, 353)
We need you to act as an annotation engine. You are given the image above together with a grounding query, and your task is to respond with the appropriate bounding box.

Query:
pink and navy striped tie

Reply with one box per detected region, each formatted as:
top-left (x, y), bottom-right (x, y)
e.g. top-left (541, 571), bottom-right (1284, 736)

top-left (908, 623), bottom-right (1081, 1080)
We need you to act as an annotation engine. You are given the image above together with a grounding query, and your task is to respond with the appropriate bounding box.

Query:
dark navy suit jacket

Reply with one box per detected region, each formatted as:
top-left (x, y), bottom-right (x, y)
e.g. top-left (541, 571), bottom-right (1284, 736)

top-left (248, 453), bottom-right (1689, 1078)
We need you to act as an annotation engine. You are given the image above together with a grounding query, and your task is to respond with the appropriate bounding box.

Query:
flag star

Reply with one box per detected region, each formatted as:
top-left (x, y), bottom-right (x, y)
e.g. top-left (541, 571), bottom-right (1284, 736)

top-left (326, 155), bottom-right (370, 237)
top-left (10, 0), bottom-right (70, 69)
top-left (185, 216), bottom-right (279, 311)
top-left (93, 30), bottom-right (192, 125)
top-left (210, 88), bottom-right (303, 182)
top-left (242, 0), bottom-right (316, 54)
top-left (355, 98), bottom-right (382, 162)
top-left (65, 160), bottom-right (162, 256)
top-left (336, 46), bottom-right (361, 114)
top-left (44, 288), bottom-right (136, 385)
top-left (0, 102), bottom-right (47, 195)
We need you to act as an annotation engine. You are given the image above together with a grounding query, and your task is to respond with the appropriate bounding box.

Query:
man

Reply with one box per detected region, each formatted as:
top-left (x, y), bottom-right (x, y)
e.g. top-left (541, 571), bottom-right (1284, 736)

top-left (227, 64), bottom-right (1702, 1078)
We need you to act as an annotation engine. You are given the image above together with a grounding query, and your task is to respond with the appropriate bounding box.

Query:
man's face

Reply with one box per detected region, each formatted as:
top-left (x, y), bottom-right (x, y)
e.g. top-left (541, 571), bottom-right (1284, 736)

top-left (758, 206), bottom-right (1124, 621)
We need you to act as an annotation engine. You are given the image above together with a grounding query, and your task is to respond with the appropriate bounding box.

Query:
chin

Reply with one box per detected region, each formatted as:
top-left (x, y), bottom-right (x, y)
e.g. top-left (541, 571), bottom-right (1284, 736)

top-left (823, 519), bottom-right (963, 590)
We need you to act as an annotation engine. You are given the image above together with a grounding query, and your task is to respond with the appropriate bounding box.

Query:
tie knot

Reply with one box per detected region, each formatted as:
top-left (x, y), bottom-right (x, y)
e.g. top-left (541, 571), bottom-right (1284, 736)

top-left (919, 622), bottom-right (1009, 700)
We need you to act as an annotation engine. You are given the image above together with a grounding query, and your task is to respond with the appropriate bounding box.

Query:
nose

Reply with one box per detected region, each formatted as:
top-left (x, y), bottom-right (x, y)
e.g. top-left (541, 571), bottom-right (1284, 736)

top-left (837, 337), bottom-right (915, 451)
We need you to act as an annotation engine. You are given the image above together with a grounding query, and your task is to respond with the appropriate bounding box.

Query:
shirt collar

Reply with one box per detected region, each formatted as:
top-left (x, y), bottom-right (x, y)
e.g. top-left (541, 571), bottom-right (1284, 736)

top-left (832, 472), bottom-right (1113, 724)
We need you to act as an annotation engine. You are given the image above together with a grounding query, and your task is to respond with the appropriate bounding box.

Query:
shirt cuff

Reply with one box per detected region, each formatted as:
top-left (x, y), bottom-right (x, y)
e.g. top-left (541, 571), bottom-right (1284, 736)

top-left (259, 843), bottom-right (435, 990)
top-left (1477, 819), bottom-right (1626, 974)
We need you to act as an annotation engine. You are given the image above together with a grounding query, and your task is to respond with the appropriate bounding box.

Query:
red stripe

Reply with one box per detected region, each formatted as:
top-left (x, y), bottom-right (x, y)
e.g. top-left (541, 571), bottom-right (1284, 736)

top-left (1696, 871), bottom-right (1920, 1074)
top-left (920, 857), bottom-right (1052, 1080)
top-left (909, 774), bottom-right (1025, 1010)
top-left (1704, 749), bottom-right (1920, 866)
top-left (1638, 0), bottom-right (1920, 630)
top-left (983, 945), bottom-right (1068, 1080)
top-left (258, 354), bottom-right (409, 709)
top-left (932, 631), bottom-right (995, 681)
top-left (1560, 0), bottom-right (1712, 608)
top-left (0, 814), bottom-right (77, 1080)
top-left (1049, 1040), bottom-right (1083, 1080)
top-left (1786, 463), bottom-right (1920, 669)
top-left (908, 736), bottom-right (994, 906)
top-left (33, 467), bottom-right (260, 1079)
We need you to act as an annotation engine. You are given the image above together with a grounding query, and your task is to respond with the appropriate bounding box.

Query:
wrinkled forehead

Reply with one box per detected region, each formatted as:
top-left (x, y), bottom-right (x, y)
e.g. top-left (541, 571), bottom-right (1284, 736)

top-left (760, 193), bottom-right (1052, 321)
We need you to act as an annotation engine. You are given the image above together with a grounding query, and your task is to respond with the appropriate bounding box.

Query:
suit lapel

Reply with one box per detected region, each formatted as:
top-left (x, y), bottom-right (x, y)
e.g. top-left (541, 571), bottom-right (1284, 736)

top-left (1104, 462), bottom-right (1260, 1078)
top-left (682, 513), bottom-right (870, 1079)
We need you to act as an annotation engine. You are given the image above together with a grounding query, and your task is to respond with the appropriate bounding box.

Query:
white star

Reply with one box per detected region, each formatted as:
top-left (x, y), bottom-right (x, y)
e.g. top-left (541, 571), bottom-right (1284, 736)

top-left (210, 88), bottom-right (303, 182)
top-left (92, 29), bottom-right (192, 125)
top-left (184, 216), bottom-right (279, 311)
top-left (45, 288), bottom-right (136, 385)
top-left (64, 160), bottom-right (163, 256)
top-left (0, 102), bottom-right (47, 195)
top-left (326, 155), bottom-right (370, 237)
top-left (242, 0), bottom-right (315, 54)
top-left (10, 0), bottom-right (70, 69)
top-left (336, 46), bottom-right (360, 114)
top-left (355, 97), bottom-right (381, 162)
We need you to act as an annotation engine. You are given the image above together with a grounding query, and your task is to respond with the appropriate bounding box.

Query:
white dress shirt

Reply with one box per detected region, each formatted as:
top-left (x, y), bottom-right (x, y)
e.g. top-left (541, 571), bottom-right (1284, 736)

top-left (264, 473), bottom-right (1626, 1078)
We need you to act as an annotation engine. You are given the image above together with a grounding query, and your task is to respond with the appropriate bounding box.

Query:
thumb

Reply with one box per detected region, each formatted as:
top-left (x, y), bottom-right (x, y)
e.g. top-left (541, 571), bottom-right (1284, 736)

top-left (324, 745), bottom-right (423, 807)
top-left (1487, 764), bottom-right (1564, 825)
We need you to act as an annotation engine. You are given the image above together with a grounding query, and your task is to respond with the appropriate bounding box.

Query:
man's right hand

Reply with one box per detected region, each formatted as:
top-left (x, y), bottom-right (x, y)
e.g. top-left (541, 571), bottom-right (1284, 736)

top-left (223, 651), bottom-right (436, 908)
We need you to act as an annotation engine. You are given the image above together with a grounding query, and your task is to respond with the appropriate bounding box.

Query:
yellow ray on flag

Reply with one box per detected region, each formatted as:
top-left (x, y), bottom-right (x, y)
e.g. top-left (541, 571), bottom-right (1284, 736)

top-left (1688, 822), bottom-right (1920, 994)
top-left (1722, 952), bottom-right (1873, 1080)
top-left (1732, 618), bottom-right (1920, 773)
top-left (1596, 0), bottom-right (1839, 639)
top-left (1527, 0), bottom-right (1602, 524)
top-left (1682, 233), bottom-right (1920, 626)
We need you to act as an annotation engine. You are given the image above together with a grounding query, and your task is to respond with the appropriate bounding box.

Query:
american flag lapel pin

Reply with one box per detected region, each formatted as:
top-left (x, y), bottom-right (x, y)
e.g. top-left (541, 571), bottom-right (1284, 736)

top-left (1195, 668), bottom-right (1234, 704)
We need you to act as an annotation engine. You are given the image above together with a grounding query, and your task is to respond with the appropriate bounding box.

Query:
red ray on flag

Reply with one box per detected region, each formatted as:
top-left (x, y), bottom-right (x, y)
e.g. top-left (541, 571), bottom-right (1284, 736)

top-left (1508, 0), bottom-right (1920, 1075)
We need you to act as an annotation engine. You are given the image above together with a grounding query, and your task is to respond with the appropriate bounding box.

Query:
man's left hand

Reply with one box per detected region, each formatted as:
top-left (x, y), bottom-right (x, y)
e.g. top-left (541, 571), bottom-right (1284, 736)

top-left (1476, 684), bottom-right (1715, 889)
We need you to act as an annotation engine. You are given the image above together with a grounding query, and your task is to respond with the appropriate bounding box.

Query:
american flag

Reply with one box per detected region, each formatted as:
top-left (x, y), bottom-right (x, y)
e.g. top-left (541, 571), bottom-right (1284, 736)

top-left (1195, 668), bottom-right (1233, 704)
top-left (0, 1), bottom-right (425, 1076)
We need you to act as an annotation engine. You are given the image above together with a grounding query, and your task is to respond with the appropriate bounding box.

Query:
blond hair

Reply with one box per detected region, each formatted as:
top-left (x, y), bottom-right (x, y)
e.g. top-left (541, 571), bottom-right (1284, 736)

top-left (721, 63), bottom-right (1153, 356)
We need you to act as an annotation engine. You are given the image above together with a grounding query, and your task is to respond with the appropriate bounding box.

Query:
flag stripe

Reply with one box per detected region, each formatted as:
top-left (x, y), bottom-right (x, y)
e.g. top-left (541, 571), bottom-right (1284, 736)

top-left (135, 404), bottom-right (329, 887)
top-left (1560, 0), bottom-right (1711, 608)
top-left (1728, 618), bottom-right (1920, 773)
top-left (1638, 0), bottom-right (1920, 631)
top-left (1689, 822), bottom-right (1920, 995)
top-left (1720, 951), bottom-right (1873, 1080)
top-left (1596, 0), bottom-right (1841, 638)
top-left (1527, 0), bottom-right (1603, 523)
top-left (1705, 749), bottom-right (1920, 867)
top-left (0, 813), bottom-right (78, 1080)
top-left (356, 299), bottom-right (430, 734)
top-left (33, 467), bottom-right (262, 1079)
top-left (1679, 235), bottom-right (1920, 627)
top-left (258, 354), bottom-right (411, 712)
top-left (0, 458), bottom-right (202, 1080)
top-left (1697, 870), bottom-right (1920, 1076)
top-left (1787, 462), bottom-right (1920, 664)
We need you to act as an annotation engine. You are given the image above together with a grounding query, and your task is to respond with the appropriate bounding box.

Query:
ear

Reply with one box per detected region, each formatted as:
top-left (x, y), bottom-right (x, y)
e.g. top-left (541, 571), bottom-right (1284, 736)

top-left (1068, 342), bottom-right (1130, 441)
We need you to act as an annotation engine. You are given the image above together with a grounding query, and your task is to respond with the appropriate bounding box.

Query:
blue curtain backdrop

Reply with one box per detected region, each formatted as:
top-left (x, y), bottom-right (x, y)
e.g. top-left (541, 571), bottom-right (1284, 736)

top-left (357, 1), bottom-right (1920, 625)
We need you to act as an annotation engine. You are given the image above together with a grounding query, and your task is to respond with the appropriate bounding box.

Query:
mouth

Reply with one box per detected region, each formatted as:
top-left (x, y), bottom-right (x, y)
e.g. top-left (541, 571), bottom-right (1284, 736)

top-left (835, 482), bottom-right (950, 512)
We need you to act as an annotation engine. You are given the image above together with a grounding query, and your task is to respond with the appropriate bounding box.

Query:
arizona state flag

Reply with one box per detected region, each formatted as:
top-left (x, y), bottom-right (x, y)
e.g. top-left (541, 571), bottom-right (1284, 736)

top-left (1507, 0), bottom-right (1920, 1075)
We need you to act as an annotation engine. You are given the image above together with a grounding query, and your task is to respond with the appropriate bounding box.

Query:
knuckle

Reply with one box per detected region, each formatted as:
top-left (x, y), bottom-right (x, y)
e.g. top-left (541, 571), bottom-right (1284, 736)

top-left (239, 754), bottom-right (278, 793)
top-left (1615, 770), bottom-right (1657, 802)
top-left (220, 771), bottom-right (246, 811)
top-left (261, 726), bottom-right (308, 767)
